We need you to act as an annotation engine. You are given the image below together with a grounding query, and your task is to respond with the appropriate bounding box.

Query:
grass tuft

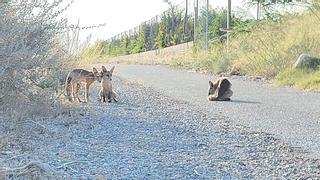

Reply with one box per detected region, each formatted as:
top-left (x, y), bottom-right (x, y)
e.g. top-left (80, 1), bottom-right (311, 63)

top-left (274, 68), bottom-right (320, 91)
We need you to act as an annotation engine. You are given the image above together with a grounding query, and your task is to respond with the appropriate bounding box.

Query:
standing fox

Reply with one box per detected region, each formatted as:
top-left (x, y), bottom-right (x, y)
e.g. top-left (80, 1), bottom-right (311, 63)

top-left (208, 77), bottom-right (233, 101)
top-left (65, 67), bottom-right (101, 102)
top-left (99, 66), bottom-right (118, 103)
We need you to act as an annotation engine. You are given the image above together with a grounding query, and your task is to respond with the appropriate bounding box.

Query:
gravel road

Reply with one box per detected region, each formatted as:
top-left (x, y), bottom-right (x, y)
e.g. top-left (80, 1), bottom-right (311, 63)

top-left (1, 66), bottom-right (320, 178)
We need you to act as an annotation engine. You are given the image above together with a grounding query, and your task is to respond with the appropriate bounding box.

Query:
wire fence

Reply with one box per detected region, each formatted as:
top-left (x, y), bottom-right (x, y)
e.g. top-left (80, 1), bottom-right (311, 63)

top-left (109, 0), bottom-right (193, 42)
top-left (100, 0), bottom-right (305, 57)
top-left (102, 0), bottom-right (215, 56)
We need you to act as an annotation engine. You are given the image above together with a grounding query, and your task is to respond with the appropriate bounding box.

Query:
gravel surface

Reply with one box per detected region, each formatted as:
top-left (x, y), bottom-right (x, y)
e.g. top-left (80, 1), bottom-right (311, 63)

top-left (102, 64), bottom-right (320, 159)
top-left (1, 76), bottom-right (320, 179)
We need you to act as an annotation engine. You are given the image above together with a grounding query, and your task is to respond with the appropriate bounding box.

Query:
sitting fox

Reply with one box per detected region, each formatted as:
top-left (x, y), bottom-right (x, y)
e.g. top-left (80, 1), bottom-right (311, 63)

top-left (208, 77), bottom-right (233, 101)
top-left (99, 66), bottom-right (118, 103)
top-left (65, 67), bottom-right (101, 102)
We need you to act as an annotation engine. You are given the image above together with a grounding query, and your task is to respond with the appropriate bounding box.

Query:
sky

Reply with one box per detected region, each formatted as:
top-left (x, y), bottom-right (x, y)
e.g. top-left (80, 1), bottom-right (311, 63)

top-left (65, 0), bottom-right (245, 42)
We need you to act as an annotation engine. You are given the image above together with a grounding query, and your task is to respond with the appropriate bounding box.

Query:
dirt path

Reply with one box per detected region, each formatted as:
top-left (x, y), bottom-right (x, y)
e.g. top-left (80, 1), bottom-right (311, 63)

top-left (1, 68), bottom-right (320, 178)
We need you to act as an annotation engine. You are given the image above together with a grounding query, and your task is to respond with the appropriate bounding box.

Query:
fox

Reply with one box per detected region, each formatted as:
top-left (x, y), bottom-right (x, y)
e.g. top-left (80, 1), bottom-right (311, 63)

top-left (99, 66), bottom-right (118, 103)
top-left (208, 77), bottom-right (233, 101)
top-left (65, 67), bottom-right (102, 102)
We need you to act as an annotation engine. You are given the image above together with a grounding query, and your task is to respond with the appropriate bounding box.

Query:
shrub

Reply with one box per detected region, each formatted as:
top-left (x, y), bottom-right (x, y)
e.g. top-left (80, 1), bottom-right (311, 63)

top-left (0, 0), bottom-right (74, 120)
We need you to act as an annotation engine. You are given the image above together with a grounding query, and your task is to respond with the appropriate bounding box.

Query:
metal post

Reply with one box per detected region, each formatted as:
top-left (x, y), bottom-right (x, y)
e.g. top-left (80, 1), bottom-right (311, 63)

top-left (227, 0), bottom-right (231, 52)
top-left (194, 0), bottom-right (198, 44)
top-left (184, 0), bottom-right (188, 42)
top-left (256, 1), bottom-right (260, 20)
top-left (227, 0), bottom-right (231, 31)
top-left (205, 0), bottom-right (209, 50)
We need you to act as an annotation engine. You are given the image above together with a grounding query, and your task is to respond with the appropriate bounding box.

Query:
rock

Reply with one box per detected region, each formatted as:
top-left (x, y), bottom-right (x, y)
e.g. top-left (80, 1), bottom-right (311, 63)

top-left (293, 53), bottom-right (320, 69)
top-left (229, 66), bottom-right (243, 76)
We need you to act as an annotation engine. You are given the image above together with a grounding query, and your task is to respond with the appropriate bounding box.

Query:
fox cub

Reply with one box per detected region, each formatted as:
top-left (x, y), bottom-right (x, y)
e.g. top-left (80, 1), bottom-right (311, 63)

top-left (99, 66), bottom-right (118, 103)
top-left (208, 77), bottom-right (233, 101)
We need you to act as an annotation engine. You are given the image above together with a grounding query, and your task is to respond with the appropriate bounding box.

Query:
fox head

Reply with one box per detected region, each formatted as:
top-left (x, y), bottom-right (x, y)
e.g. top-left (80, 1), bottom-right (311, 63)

top-left (92, 67), bottom-right (102, 83)
top-left (208, 80), bottom-right (218, 96)
top-left (101, 66), bottom-right (115, 81)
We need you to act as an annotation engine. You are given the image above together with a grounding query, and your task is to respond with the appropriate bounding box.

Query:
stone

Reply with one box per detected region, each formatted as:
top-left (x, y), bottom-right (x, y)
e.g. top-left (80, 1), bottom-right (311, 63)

top-left (293, 53), bottom-right (320, 69)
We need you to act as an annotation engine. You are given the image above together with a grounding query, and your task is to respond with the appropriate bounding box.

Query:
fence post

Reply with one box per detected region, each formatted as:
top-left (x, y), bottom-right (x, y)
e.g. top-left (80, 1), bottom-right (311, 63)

top-left (194, 0), bottom-right (198, 44)
top-left (227, 0), bottom-right (231, 53)
top-left (205, 0), bottom-right (209, 51)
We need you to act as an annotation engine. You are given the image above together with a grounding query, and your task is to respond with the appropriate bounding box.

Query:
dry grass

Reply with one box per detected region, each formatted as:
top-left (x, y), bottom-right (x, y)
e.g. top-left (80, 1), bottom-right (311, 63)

top-left (171, 8), bottom-right (320, 90)
top-left (274, 68), bottom-right (320, 91)
top-left (230, 13), bottom-right (320, 78)
top-left (0, 1), bottom-right (80, 122)
top-left (0, 2), bottom-right (84, 173)
top-left (78, 41), bottom-right (193, 65)
top-left (170, 43), bottom-right (233, 73)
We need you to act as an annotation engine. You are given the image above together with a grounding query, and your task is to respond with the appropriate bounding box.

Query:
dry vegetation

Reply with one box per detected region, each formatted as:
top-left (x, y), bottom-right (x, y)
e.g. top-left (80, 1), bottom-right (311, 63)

top-left (80, 1), bottom-right (320, 90)
top-left (0, 1), bottom-right (80, 177)
top-left (274, 68), bottom-right (320, 91)
top-left (0, 0), bottom-right (76, 121)
top-left (229, 13), bottom-right (320, 78)
top-left (172, 2), bottom-right (320, 90)
top-left (172, 3), bottom-right (320, 87)
top-left (106, 42), bottom-right (193, 65)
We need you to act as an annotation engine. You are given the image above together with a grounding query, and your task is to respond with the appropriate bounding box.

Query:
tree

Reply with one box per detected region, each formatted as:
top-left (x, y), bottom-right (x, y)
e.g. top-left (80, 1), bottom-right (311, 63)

top-left (120, 34), bottom-right (130, 55)
top-left (130, 25), bottom-right (145, 54)
top-left (156, 17), bottom-right (166, 48)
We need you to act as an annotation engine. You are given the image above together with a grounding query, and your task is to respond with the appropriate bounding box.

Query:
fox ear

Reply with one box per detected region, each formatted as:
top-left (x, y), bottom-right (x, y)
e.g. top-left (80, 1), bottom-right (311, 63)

top-left (209, 80), bottom-right (213, 87)
top-left (92, 67), bottom-right (98, 73)
top-left (102, 66), bottom-right (107, 72)
top-left (110, 66), bottom-right (115, 74)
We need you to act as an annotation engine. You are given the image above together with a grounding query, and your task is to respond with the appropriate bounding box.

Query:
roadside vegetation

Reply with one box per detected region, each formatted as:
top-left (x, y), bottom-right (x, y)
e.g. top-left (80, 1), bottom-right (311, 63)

top-left (78, 0), bottom-right (320, 91)
top-left (77, 3), bottom-right (237, 65)
top-left (0, 1), bottom-right (85, 177)
top-left (170, 0), bottom-right (320, 91)
top-left (275, 69), bottom-right (320, 91)
top-left (0, 1), bottom-right (78, 121)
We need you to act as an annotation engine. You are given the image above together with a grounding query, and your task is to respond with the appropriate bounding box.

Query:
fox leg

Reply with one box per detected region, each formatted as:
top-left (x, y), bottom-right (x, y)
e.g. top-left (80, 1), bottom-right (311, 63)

top-left (66, 83), bottom-right (73, 102)
top-left (64, 73), bottom-right (74, 102)
top-left (98, 89), bottom-right (102, 102)
top-left (100, 90), bottom-right (106, 103)
top-left (71, 81), bottom-right (76, 102)
top-left (107, 92), bottom-right (112, 103)
top-left (99, 90), bottom-right (106, 103)
top-left (102, 93), bottom-right (106, 103)
top-left (76, 83), bottom-right (82, 102)
top-left (85, 83), bottom-right (90, 103)
top-left (76, 83), bottom-right (80, 92)
top-left (72, 81), bottom-right (81, 102)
